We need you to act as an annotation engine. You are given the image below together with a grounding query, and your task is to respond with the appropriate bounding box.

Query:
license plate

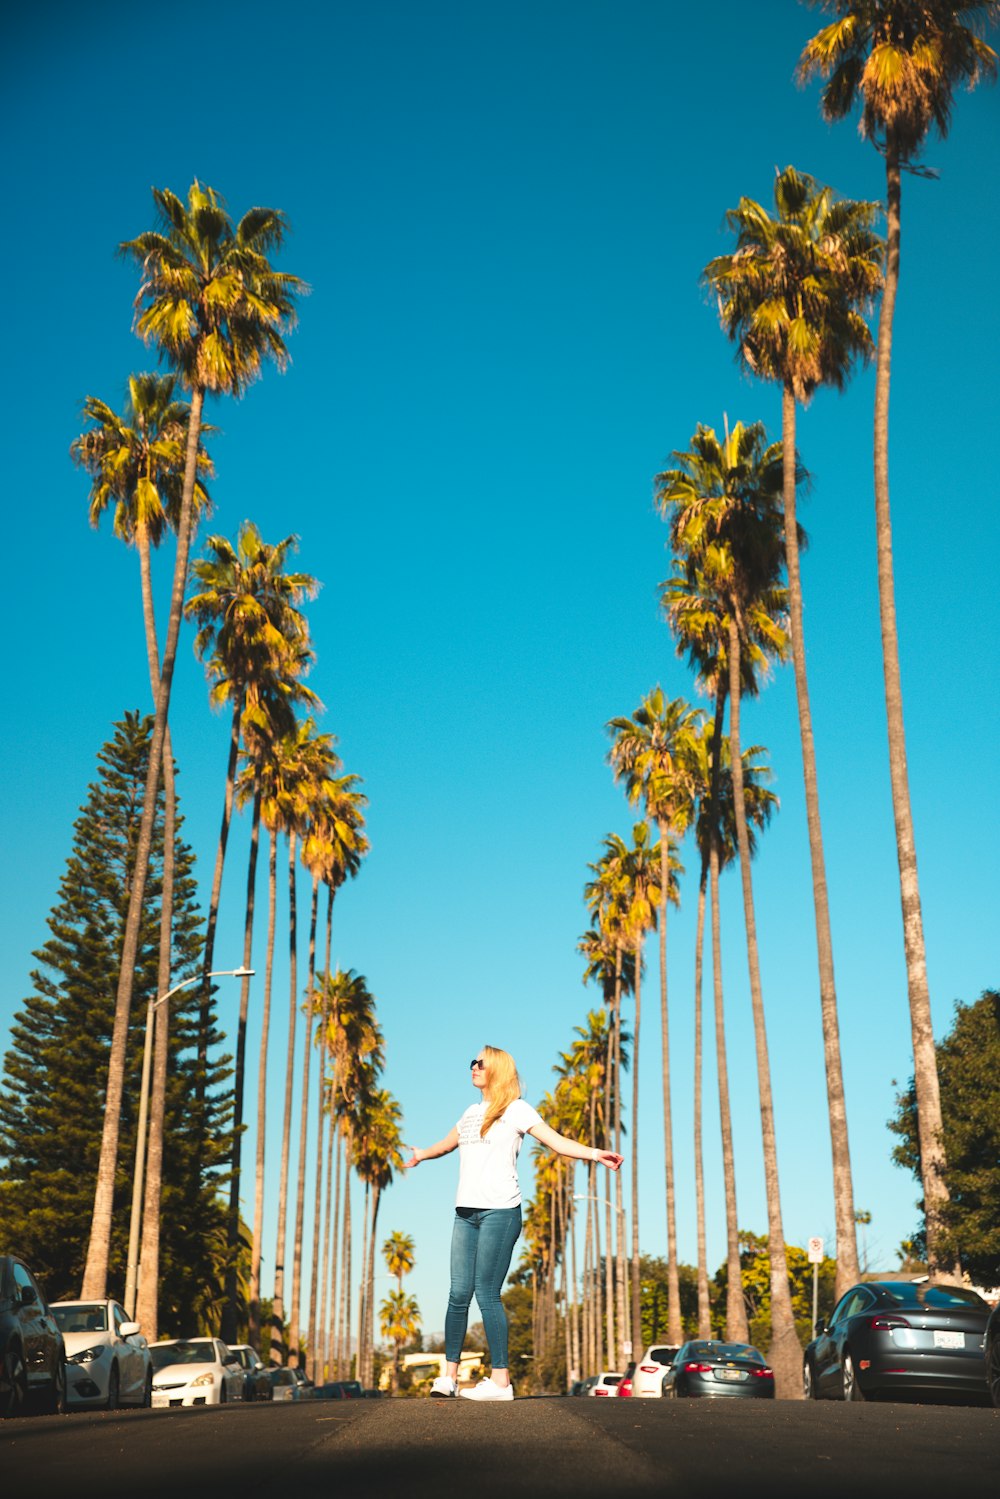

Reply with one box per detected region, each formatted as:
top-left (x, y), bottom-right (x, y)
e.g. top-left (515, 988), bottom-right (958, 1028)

top-left (933, 1330), bottom-right (964, 1349)
top-left (151, 1392), bottom-right (169, 1407)
top-left (714, 1367), bottom-right (746, 1382)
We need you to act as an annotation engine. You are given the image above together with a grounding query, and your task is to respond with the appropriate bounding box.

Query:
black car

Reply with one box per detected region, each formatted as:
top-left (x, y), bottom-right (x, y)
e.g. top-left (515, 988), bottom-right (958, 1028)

top-left (226, 1343), bottom-right (274, 1401)
top-left (314, 1378), bottom-right (364, 1400)
top-left (803, 1279), bottom-right (990, 1403)
top-left (662, 1340), bottom-right (774, 1399)
top-left (985, 1301), bottom-right (1000, 1408)
top-left (0, 1254), bottom-right (67, 1416)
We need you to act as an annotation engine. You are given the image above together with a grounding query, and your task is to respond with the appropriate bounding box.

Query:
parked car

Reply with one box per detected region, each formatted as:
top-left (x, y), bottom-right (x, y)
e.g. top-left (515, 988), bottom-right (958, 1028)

top-left (617, 1360), bottom-right (636, 1396)
top-left (985, 1300), bottom-right (1000, 1408)
top-left (586, 1371), bottom-right (623, 1396)
top-left (0, 1254), bottom-right (66, 1417)
top-left (631, 1344), bottom-right (680, 1398)
top-left (149, 1337), bottom-right (244, 1408)
top-left (662, 1340), bottom-right (774, 1399)
top-left (51, 1299), bottom-right (151, 1410)
top-left (802, 1279), bottom-right (991, 1404)
top-left (226, 1343), bottom-right (273, 1402)
top-left (314, 1379), bottom-right (364, 1400)
top-left (267, 1366), bottom-right (307, 1402)
top-left (290, 1364), bottom-right (314, 1398)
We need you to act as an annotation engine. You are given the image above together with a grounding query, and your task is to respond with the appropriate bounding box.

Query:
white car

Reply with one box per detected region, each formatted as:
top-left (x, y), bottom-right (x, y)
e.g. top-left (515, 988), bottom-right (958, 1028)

top-left (149, 1337), bottom-right (245, 1408)
top-left (586, 1371), bottom-right (624, 1396)
top-left (631, 1344), bottom-right (681, 1398)
top-left (51, 1298), bottom-right (152, 1409)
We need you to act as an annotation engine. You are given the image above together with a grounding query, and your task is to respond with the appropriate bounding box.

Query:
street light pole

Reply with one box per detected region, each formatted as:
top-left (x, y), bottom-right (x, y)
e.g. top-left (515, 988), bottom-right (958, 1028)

top-left (124, 967), bottom-right (254, 1319)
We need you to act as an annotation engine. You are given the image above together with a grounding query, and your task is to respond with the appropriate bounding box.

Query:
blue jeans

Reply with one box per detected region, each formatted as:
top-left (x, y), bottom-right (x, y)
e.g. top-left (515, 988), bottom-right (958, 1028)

top-left (444, 1206), bottom-right (522, 1369)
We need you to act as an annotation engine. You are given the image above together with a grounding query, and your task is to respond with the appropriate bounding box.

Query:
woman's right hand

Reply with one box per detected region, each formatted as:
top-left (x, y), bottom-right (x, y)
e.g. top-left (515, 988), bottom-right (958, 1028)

top-left (402, 1146), bottom-right (423, 1170)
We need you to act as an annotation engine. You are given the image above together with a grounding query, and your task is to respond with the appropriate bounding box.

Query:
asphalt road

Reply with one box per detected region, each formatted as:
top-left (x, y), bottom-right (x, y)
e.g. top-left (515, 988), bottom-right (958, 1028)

top-left (4, 1395), bottom-right (998, 1499)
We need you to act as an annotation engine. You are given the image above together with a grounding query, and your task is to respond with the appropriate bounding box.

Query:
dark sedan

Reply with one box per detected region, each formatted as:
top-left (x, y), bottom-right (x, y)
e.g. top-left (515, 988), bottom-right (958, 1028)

top-left (662, 1340), bottom-right (774, 1399)
top-left (803, 1279), bottom-right (990, 1403)
top-left (0, 1255), bottom-right (67, 1416)
top-left (980, 1299), bottom-right (999, 1407)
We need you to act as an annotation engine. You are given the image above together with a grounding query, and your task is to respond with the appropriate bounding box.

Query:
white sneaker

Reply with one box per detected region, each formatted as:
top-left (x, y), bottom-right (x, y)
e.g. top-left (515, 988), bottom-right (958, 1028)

top-left (459, 1379), bottom-right (514, 1402)
top-left (429, 1374), bottom-right (457, 1397)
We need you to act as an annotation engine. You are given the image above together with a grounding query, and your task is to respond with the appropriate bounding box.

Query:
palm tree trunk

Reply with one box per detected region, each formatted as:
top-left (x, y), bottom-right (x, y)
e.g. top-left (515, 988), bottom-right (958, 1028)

top-left (693, 855), bottom-right (711, 1337)
top-left (289, 874), bottom-right (320, 1366)
top-left (309, 886), bottom-right (335, 1378)
top-left (707, 690), bottom-right (747, 1343)
top-left (134, 525), bottom-right (174, 1341)
top-left (657, 818), bottom-right (683, 1344)
top-left (198, 695), bottom-right (245, 1099)
top-left (728, 615), bottom-right (800, 1397)
top-left (82, 385), bottom-right (205, 1300)
top-left (874, 143), bottom-right (955, 1278)
top-left (221, 788), bottom-right (261, 1345)
top-left (319, 1107), bottom-right (336, 1380)
top-left (711, 831), bottom-right (748, 1342)
top-left (781, 382), bottom-right (859, 1295)
top-left (630, 946), bottom-right (642, 1355)
top-left (338, 1134), bottom-right (353, 1377)
top-left (250, 816), bottom-right (276, 1352)
top-left (356, 1184), bottom-right (371, 1383)
top-left (271, 831), bottom-right (299, 1362)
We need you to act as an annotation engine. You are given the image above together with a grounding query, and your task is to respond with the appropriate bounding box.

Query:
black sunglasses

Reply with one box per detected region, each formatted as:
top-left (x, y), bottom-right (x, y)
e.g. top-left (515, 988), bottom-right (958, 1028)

top-left (470, 1057), bottom-right (485, 1070)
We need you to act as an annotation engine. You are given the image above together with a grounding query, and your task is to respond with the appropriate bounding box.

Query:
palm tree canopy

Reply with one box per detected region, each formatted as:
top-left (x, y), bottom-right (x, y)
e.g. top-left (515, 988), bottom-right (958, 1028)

top-left (382, 1231), bottom-right (415, 1281)
top-left (121, 181), bottom-right (306, 395)
top-left (186, 522), bottom-right (318, 718)
top-left (657, 421), bottom-right (791, 685)
top-left (798, 1), bottom-right (998, 161)
top-left (607, 687), bottom-right (705, 834)
top-left (300, 774), bottom-right (370, 891)
top-left (689, 722), bottom-right (778, 871)
top-left (71, 373), bottom-right (213, 544)
top-left (703, 165), bottom-right (884, 404)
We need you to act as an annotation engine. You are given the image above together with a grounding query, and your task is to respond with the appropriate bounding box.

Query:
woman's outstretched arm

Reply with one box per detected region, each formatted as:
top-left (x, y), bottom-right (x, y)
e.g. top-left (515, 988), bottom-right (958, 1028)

top-left (527, 1118), bottom-right (623, 1170)
top-left (403, 1125), bottom-right (460, 1169)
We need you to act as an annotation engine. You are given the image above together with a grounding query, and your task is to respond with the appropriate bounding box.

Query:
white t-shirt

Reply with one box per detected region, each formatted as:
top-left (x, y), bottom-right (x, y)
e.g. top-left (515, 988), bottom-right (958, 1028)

top-left (455, 1097), bottom-right (543, 1209)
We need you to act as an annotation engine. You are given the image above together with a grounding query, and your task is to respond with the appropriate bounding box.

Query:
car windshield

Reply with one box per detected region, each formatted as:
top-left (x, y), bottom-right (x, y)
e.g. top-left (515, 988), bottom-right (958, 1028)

top-left (150, 1340), bottom-right (216, 1369)
top-left (687, 1342), bottom-right (763, 1362)
top-left (271, 1369), bottom-right (295, 1384)
top-left (52, 1303), bottom-right (108, 1334)
top-left (880, 1284), bottom-right (988, 1311)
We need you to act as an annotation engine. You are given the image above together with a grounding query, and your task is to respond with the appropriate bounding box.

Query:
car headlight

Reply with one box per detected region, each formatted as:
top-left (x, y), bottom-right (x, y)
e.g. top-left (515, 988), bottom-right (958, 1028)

top-left (191, 1372), bottom-right (216, 1387)
top-left (68, 1346), bottom-right (105, 1365)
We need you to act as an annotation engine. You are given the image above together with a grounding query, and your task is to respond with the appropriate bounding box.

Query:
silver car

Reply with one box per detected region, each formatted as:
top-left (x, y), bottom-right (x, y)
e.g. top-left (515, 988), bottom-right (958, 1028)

top-left (149, 1337), bottom-right (245, 1408)
top-left (52, 1299), bottom-right (152, 1410)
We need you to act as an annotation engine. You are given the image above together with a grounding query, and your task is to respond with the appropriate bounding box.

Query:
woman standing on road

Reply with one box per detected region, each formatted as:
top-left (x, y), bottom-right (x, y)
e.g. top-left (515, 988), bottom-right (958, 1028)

top-left (403, 1044), bottom-right (623, 1402)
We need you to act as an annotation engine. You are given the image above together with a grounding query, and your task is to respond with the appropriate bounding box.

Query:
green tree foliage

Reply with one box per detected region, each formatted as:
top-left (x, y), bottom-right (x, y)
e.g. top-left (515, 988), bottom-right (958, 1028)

top-left (712, 1231), bottom-right (837, 1350)
top-left (639, 1256), bottom-right (702, 1344)
top-left (0, 712), bottom-right (232, 1327)
top-left (889, 988), bottom-right (1000, 1286)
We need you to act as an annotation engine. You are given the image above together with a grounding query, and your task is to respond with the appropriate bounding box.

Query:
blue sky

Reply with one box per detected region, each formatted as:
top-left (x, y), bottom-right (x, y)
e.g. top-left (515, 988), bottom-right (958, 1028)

top-left (2, 0), bottom-right (998, 1343)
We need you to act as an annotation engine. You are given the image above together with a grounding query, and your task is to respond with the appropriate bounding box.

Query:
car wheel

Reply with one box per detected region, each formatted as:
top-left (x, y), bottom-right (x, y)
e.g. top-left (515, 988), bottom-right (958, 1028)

top-left (842, 1351), bottom-right (866, 1403)
top-left (219, 1381), bottom-right (227, 1405)
top-left (106, 1365), bottom-right (120, 1411)
top-left (1, 1344), bottom-right (28, 1418)
top-left (803, 1359), bottom-right (817, 1401)
top-left (41, 1355), bottom-right (67, 1416)
top-left (987, 1335), bottom-right (1000, 1409)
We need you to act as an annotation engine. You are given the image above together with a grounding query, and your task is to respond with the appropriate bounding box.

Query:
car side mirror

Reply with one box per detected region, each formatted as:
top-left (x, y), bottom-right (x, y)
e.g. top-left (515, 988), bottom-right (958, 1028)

top-left (814, 1316), bottom-right (827, 1335)
top-left (19, 1284), bottom-right (37, 1307)
top-left (120, 1321), bottom-right (141, 1338)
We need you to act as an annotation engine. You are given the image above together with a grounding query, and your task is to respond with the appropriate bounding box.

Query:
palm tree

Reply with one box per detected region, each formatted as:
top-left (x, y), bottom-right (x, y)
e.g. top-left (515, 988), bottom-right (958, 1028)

top-left (186, 522), bottom-right (318, 1044)
top-left (608, 690), bottom-right (701, 1342)
top-left (379, 1291), bottom-right (421, 1393)
top-left (83, 182), bottom-right (303, 1300)
top-left (704, 165), bottom-right (883, 1294)
top-left (382, 1232), bottom-right (416, 1391)
top-left (659, 419), bottom-right (801, 1392)
top-left (353, 1088), bottom-right (403, 1388)
top-left (798, 0), bottom-right (998, 1280)
top-left (71, 373), bottom-right (213, 1333)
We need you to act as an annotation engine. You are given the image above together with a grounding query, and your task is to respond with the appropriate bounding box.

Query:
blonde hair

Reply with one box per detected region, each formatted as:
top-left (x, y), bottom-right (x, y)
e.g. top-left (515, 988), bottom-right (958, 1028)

top-left (479, 1045), bottom-right (521, 1137)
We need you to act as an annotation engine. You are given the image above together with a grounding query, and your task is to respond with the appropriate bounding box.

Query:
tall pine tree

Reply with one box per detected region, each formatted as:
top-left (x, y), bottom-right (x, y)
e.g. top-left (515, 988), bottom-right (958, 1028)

top-left (0, 712), bottom-right (233, 1331)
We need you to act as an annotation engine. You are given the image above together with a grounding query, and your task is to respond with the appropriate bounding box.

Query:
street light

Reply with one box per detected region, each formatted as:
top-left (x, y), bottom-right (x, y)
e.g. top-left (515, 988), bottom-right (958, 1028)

top-left (124, 966), bottom-right (254, 1319)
